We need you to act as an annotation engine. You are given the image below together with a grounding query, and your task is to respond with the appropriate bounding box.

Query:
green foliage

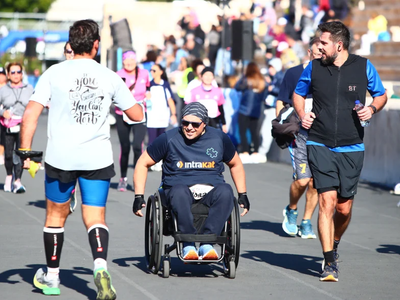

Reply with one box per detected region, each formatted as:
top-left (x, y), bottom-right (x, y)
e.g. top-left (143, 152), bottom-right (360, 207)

top-left (0, 53), bottom-right (42, 75)
top-left (0, 0), bottom-right (56, 13)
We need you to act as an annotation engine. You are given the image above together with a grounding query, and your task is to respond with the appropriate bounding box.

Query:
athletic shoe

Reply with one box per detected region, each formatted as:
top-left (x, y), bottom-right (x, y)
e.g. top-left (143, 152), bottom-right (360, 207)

top-left (251, 153), bottom-right (267, 164)
top-left (69, 188), bottom-right (77, 214)
top-left (13, 181), bottom-right (26, 194)
top-left (198, 244), bottom-right (218, 260)
top-left (94, 268), bottom-right (117, 300)
top-left (282, 205), bottom-right (298, 236)
top-left (117, 177), bottom-right (128, 192)
top-left (33, 268), bottom-right (61, 296)
top-left (3, 175), bottom-right (12, 192)
top-left (321, 249), bottom-right (339, 270)
top-left (239, 153), bottom-right (252, 164)
top-left (320, 262), bottom-right (339, 282)
top-left (298, 219), bottom-right (317, 239)
top-left (182, 245), bottom-right (199, 260)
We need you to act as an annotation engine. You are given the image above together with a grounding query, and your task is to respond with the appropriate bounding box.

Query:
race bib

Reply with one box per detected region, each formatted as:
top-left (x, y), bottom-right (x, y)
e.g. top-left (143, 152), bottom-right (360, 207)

top-left (189, 184), bottom-right (214, 200)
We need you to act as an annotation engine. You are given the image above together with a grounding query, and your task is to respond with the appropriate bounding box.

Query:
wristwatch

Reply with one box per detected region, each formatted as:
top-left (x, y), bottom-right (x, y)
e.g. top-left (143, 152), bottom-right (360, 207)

top-left (368, 105), bottom-right (377, 114)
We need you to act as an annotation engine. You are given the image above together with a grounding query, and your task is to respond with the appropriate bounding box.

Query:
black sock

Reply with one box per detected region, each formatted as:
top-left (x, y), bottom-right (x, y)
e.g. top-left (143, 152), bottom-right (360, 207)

top-left (323, 250), bottom-right (335, 264)
top-left (333, 239), bottom-right (340, 251)
top-left (88, 225), bottom-right (109, 260)
top-left (43, 227), bottom-right (64, 268)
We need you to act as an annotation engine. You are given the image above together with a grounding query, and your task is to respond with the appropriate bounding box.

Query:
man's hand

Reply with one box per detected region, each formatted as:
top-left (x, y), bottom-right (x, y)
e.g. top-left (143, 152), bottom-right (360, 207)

top-left (133, 194), bottom-right (146, 217)
top-left (355, 106), bottom-right (373, 121)
top-left (238, 192), bottom-right (250, 217)
top-left (301, 112), bottom-right (316, 129)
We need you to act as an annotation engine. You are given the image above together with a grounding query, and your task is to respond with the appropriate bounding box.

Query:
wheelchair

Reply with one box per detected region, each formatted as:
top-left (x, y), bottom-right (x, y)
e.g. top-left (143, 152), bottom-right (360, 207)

top-left (144, 187), bottom-right (241, 279)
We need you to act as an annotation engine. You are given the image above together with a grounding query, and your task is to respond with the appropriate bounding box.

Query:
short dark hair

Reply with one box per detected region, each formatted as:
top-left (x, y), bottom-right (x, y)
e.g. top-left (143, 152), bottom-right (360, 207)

top-left (317, 21), bottom-right (350, 50)
top-left (69, 19), bottom-right (100, 55)
top-left (309, 36), bottom-right (320, 49)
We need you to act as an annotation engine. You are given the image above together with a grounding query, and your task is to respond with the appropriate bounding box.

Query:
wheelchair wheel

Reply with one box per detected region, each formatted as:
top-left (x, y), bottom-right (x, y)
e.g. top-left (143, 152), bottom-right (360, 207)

top-left (144, 194), bottom-right (163, 274)
top-left (162, 258), bottom-right (170, 278)
top-left (223, 199), bottom-right (241, 276)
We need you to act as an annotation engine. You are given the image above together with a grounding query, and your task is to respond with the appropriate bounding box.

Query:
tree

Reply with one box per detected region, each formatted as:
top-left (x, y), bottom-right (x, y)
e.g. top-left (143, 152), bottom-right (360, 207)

top-left (0, 0), bottom-right (56, 13)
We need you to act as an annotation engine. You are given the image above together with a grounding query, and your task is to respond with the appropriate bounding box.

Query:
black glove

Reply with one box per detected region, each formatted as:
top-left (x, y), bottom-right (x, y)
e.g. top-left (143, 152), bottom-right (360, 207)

top-left (133, 194), bottom-right (146, 214)
top-left (238, 192), bottom-right (250, 211)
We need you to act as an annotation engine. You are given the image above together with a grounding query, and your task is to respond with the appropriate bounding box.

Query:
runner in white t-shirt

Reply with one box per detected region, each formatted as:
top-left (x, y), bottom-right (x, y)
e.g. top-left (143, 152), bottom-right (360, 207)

top-left (19, 19), bottom-right (143, 300)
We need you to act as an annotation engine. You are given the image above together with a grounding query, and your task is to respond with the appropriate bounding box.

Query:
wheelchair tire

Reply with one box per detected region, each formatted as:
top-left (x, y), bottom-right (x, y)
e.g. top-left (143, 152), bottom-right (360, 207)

top-left (162, 259), bottom-right (170, 278)
top-left (144, 195), bottom-right (163, 274)
top-left (223, 198), bottom-right (241, 274)
top-left (228, 260), bottom-right (236, 279)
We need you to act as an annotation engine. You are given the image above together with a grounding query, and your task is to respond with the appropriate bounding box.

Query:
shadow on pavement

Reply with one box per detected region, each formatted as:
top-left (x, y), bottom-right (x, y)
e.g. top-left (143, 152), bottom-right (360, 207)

top-left (240, 220), bottom-right (291, 238)
top-left (27, 200), bottom-right (46, 209)
top-left (0, 264), bottom-right (97, 299)
top-left (376, 244), bottom-right (400, 255)
top-left (109, 182), bottom-right (134, 192)
top-left (242, 250), bottom-right (322, 277)
top-left (112, 256), bottom-right (148, 273)
top-left (112, 256), bottom-right (225, 278)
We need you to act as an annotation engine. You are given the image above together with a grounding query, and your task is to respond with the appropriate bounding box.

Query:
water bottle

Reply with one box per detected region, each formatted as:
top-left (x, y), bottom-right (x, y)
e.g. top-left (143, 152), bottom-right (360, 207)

top-left (146, 99), bottom-right (152, 111)
top-left (354, 100), bottom-right (370, 127)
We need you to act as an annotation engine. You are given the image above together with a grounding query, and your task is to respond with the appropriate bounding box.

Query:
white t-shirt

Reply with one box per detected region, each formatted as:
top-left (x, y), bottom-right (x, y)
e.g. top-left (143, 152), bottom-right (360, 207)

top-left (147, 80), bottom-right (171, 128)
top-left (31, 59), bottom-right (137, 171)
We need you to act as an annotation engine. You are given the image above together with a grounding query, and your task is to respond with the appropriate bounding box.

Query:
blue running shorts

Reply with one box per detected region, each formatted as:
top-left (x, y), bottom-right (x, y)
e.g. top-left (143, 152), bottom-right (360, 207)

top-left (45, 175), bottom-right (111, 207)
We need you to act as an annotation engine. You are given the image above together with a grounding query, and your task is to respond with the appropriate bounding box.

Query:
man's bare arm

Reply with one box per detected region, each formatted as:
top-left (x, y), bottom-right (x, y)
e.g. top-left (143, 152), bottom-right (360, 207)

top-left (293, 92), bottom-right (315, 129)
top-left (20, 101), bottom-right (44, 149)
top-left (124, 103), bottom-right (144, 122)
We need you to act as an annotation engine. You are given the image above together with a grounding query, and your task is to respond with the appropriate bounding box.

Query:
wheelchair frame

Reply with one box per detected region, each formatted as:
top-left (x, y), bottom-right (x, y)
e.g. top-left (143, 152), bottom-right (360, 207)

top-left (144, 188), bottom-right (241, 278)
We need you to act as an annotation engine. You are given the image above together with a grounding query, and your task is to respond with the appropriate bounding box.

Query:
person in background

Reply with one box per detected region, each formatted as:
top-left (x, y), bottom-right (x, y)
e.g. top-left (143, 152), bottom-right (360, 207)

top-left (0, 62), bottom-right (33, 193)
top-left (141, 50), bottom-right (157, 80)
top-left (187, 67), bottom-right (227, 132)
top-left (258, 58), bottom-right (285, 161)
top-left (147, 64), bottom-right (177, 171)
top-left (0, 67), bottom-right (7, 165)
top-left (64, 41), bottom-right (74, 60)
top-left (278, 36), bottom-right (321, 239)
top-left (116, 50), bottom-right (150, 192)
top-left (184, 59), bottom-right (218, 104)
top-left (234, 62), bottom-right (268, 164)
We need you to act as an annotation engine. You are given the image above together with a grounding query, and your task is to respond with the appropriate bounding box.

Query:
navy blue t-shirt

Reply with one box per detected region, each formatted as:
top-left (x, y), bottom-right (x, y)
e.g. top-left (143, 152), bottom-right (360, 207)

top-left (147, 126), bottom-right (236, 188)
top-left (277, 64), bottom-right (304, 106)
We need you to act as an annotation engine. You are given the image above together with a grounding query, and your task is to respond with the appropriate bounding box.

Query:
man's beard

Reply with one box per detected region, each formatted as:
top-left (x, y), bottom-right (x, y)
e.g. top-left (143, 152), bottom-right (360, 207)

top-left (321, 51), bottom-right (338, 65)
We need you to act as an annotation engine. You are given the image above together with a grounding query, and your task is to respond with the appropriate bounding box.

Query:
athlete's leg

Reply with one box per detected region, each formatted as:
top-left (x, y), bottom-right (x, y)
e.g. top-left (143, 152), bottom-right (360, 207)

top-left (79, 177), bottom-right (116, 300)
top-left (318, 190), bottom-right (338, 253)
top-left (132, 123), bottom-right (146, 168)
top-left (303, 178), bottom-right (318, 220)
top-left (334, 197), bottom-right (353, 241)
top-left (115, 114), bottom-right (131, 178)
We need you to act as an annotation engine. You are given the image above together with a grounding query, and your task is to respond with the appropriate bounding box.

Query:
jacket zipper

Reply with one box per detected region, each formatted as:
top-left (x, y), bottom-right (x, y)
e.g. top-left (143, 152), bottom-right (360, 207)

top-left (334, 68), bottom-right (340, 147)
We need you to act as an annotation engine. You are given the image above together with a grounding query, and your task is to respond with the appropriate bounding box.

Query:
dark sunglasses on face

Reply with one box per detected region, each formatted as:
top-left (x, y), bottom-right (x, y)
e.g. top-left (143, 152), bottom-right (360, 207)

top-left (11, 70), bottom-right (22, 75)
top-left (65, 50), bottom-right (73, 54)
top-left (181, 120), bottom-right (203, 128)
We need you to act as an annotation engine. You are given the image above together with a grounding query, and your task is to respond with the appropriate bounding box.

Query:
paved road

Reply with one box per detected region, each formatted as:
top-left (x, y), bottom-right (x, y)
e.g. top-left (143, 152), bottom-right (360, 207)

top-left (1, 115), bottom-right (399, 300)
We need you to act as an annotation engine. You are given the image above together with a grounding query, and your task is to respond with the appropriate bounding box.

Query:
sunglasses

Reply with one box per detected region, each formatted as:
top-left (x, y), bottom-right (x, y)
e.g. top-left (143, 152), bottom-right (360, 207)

top-left (181, 120), bottom-right (203, 128)
top-left (65, 50), bottom-right (73, 54)
top-left (10, 70), bottom-right (22, 75)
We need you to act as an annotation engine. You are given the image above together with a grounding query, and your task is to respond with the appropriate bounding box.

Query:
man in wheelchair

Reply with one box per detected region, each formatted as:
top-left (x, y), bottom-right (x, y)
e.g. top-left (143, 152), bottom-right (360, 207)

top-left (133, 102), bottom-right (250, 260)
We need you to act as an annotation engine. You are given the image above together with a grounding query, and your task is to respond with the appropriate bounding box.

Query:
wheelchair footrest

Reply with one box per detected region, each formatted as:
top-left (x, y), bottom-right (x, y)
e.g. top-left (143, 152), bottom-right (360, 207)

top-left (174, 233), bottom-right (227, 244)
